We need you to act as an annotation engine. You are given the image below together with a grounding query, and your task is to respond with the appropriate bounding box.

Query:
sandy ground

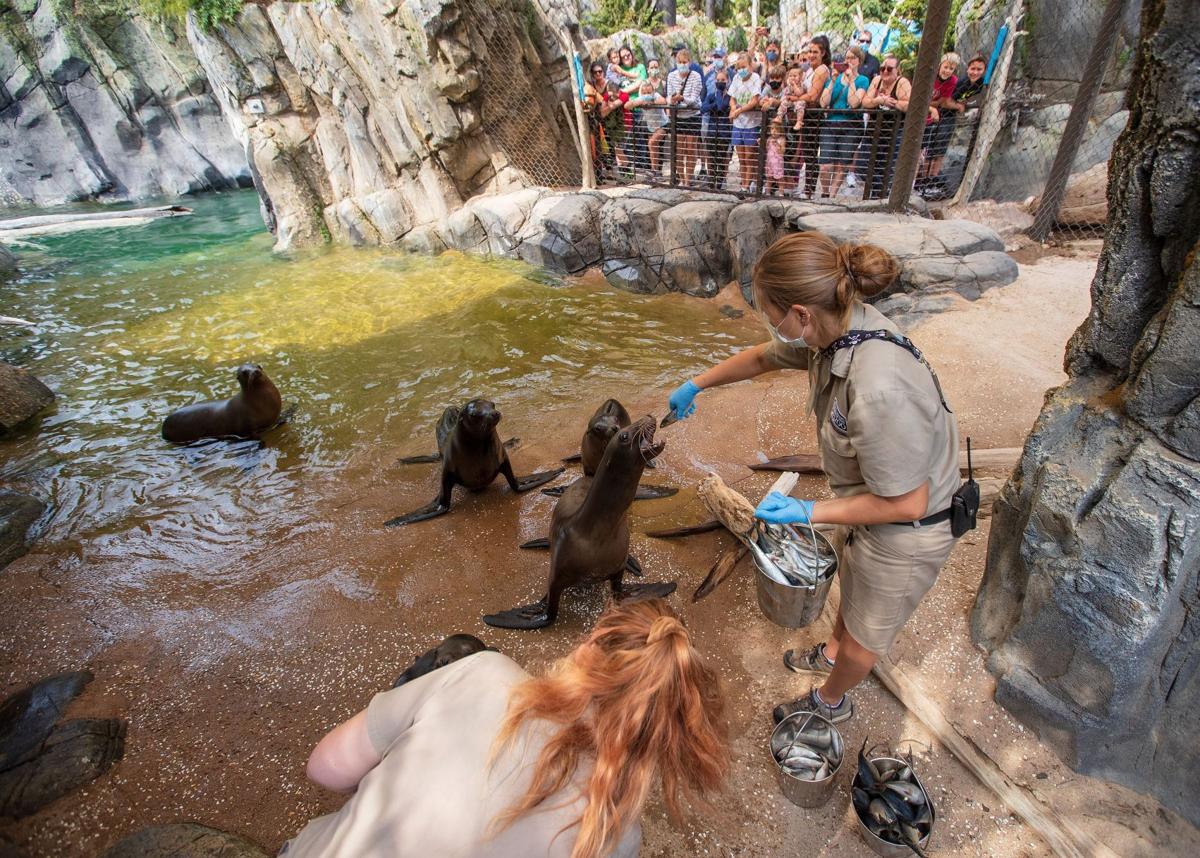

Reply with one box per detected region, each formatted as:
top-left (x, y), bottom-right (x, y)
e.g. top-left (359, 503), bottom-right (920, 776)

top-left (2, 247), bottom-right (1197, 857)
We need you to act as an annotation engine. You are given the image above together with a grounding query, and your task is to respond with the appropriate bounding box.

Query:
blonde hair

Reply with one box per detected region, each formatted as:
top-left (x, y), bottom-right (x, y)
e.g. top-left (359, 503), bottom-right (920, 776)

top-left (941, 52), bottom-right (961, 68)
top-left (752, 231), bottom-right (899, 330)
top-left (490, 599), bottom-right (728, 858)
top-left (847, 46), bottom-right (865, 64)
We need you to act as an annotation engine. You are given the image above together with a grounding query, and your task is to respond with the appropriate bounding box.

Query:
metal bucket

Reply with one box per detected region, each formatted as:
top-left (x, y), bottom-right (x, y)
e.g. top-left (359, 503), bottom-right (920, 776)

top-left (752, 524), bottom-right (838, 629)
top-left (852, 756), bottom-right (936, 857)
top-left (769, 712), bottom-right (842, 809)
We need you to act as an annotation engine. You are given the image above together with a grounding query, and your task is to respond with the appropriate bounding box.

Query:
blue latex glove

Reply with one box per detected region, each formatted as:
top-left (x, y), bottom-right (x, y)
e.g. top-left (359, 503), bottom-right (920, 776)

top-left (667, 379), bottom-right (702, 420)
top-left (754, 491), bottom-right (815, 525)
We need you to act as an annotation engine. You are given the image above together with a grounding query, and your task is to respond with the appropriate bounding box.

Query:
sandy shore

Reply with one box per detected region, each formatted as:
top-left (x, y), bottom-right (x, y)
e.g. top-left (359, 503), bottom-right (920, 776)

top-left (2, 245), bottom-right (1196, 857)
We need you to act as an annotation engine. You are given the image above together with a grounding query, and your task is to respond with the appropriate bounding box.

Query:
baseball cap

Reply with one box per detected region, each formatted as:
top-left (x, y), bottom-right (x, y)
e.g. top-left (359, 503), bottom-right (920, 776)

top-left (712, 48), bottom-right (726, 57)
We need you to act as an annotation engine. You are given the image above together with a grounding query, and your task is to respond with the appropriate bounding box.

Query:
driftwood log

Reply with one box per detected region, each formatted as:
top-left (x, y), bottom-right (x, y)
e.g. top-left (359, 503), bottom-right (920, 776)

top-left (688, 472), bottom-right (797, 601)
top-left (0, 205), bottom-right (192, 239)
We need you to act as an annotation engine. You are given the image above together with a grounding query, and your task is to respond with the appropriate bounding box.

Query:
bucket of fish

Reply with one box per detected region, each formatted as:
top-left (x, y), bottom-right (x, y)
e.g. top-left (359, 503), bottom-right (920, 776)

top-left (850, 743), bottom-right (935, 858)
top-left (769, 711), bottom-right (843, 808)
top-left (750, 520), bottom-right (838, 629)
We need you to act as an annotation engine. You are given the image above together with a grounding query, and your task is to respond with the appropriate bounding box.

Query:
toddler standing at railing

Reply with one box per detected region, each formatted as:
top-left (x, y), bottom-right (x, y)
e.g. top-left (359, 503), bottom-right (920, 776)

top-left (765, 120), bottom-right (788, 195)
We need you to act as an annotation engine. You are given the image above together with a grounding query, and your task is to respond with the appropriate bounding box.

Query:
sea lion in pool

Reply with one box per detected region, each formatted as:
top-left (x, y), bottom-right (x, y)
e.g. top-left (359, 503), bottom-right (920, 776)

top-left (392, 634), bottom-right (497, 688)
top-left (385, 399), bottom-right (564, 527)
top-left (484, 416), bottom-right (677, 630)
top-left (161, 364), bottom-right (282, 444)
top-left (542, 399), bottom-right (676, 502)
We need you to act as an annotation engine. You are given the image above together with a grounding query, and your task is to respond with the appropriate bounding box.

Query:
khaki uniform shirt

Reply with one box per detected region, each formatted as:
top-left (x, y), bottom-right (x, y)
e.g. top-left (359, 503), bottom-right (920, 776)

top-left (282, 652), bottom-right (641, 858)
top-left (765, 302), bottom-right (960, 517)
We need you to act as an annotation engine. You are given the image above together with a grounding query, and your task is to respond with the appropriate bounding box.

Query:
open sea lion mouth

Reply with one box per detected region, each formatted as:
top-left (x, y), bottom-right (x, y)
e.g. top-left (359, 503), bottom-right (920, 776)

top-left (632, 416), bottom-right (665, 464)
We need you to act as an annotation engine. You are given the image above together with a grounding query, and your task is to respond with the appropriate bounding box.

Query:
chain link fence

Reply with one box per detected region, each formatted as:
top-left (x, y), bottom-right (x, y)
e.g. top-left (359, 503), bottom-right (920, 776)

top-left (517, 1), bottom-right (1137, 243)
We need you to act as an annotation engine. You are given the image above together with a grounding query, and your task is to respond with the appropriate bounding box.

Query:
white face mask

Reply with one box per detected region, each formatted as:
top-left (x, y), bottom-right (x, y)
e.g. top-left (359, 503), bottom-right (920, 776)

top-left (765, 308), bottom-right (808, 348)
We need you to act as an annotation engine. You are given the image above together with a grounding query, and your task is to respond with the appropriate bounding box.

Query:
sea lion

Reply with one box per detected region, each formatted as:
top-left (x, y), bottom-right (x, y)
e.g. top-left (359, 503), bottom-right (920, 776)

top-left (484, 416), bottom-right (678, 630)
top-left (392, 634), bottom-right (496, 688)
top-left (543, 399), bottom-right (677, 501)
top-left (161, 363), bottom-right (282, 444)
top-left (385, 399), bottom-right (564, 527)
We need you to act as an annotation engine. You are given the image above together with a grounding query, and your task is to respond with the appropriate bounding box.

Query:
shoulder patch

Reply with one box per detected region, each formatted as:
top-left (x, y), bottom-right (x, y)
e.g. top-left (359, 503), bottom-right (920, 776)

top-left (830, 397), bottom-right (848, 435)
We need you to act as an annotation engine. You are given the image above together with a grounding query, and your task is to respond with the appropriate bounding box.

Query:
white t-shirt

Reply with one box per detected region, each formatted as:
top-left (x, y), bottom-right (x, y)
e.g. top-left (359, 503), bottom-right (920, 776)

top-left (728, 72), bottom-right (763, 129)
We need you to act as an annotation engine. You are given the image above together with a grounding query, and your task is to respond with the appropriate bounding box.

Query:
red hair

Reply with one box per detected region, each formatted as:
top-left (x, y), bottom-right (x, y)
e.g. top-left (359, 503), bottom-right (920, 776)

top-left (491, 599), bottom-right (728, 858)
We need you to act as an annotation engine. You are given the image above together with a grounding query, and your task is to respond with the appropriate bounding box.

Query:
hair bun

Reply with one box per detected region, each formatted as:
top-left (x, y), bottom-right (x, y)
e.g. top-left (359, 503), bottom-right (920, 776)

top-left (646, 616), bottom-right (684, 645)
top-left (841, 242), bottom-right (899, 299)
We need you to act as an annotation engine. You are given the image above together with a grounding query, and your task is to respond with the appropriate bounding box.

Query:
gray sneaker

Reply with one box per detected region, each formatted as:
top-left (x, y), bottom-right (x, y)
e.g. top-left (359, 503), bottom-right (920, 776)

top-left (783, 643), bottom-right (834, 675)
top-left (772, 687), bottom-right (854, 725)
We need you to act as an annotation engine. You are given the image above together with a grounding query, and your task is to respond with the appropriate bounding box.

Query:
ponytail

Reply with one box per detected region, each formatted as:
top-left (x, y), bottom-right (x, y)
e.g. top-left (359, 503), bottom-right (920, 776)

top-left (752, 231), bottom-right (899, 330)
top-left (491, 599), bottom-right (728, 858)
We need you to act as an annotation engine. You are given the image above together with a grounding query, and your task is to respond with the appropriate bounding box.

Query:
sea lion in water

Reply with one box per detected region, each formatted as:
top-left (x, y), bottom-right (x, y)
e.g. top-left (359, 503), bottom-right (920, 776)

top-left (484, 416), bottom-right (677, 630)
top-left (385, 399), bottom-right (564, 527)
top-left (543, 399), bottom-right (677, 501)
top-left (392, 634), bottom-right (496, 688)
top-left (161, 364), bottom-right (282, 444)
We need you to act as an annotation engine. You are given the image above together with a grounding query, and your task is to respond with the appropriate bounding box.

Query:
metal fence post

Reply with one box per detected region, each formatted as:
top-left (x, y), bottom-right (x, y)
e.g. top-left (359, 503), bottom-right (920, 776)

top-left (755, 109), bottom-right (769, 197)
top-left (1027, 0), bottom-right (1130, 241)
top-left (669, 107), bottom-right (679, 187)
top-left (887, 0), bottom-right (954, 211)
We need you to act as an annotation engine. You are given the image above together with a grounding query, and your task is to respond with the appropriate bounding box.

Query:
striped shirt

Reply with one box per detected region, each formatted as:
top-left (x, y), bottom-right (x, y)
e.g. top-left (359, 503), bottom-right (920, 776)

top-left (666, 67), bottom-right (704, 119)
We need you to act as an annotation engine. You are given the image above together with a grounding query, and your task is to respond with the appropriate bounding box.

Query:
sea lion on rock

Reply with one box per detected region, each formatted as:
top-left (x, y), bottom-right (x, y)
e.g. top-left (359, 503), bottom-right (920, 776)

top-left (543, 399), bottom-right (677, 501)
top-left (385, 399), bottom-right (564, 527)
top-left (484, 416), bottom-right (677, 630)
top-left (392, 634), bottom-right (496, 688)
top-left (161, 364), bottom-right (282, 444)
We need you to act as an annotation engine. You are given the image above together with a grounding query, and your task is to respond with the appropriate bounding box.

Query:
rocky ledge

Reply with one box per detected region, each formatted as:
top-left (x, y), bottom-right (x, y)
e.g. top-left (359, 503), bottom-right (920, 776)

top-left (401, 186), bottom-right (1018, 304)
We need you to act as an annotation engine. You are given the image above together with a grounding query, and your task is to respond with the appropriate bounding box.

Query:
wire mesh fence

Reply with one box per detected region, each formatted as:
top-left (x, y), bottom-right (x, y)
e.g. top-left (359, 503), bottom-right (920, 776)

top-left (531, 0), bottom-right (1137, 242)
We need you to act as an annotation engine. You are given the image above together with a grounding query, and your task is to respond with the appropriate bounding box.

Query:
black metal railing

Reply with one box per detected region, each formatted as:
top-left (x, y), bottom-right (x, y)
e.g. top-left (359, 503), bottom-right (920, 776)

top-left (589, 103), bottom-right (925, 203)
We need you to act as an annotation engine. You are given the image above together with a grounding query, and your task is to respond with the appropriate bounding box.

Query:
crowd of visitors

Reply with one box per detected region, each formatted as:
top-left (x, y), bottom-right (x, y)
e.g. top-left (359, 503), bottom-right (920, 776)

top-left (581, 28), bottom-right (988, 202)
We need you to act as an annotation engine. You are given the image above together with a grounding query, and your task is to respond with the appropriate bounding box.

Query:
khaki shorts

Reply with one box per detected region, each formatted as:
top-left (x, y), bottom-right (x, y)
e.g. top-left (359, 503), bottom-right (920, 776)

top-left (837, 521), bottom-right (956, 656)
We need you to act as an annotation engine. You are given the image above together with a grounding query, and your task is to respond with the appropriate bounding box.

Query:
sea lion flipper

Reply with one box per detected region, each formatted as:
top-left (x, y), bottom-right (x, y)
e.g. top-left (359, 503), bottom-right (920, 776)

top-left (617, 581), bottom-right (678, 602)
top-left (540, 486), bottom-right (566, 498)
top-left (519, 538), bottom-right (551, 550)
top-left (509, 466), bottom-right (566, 493)
top-left (483, 597), bottom-right (553, 630)
top-left (634, 484), bottom-right (678, 500)
top-left (503, 437), bottom-right (521, 449)
top-left (624, 555), bottom-right (643, 576)
top-left (560, 452), bottom-right (583, 464)
top-left (383, 499), bottom-right (451, 527)
top-left (398, 453), bottom-right (442, 464)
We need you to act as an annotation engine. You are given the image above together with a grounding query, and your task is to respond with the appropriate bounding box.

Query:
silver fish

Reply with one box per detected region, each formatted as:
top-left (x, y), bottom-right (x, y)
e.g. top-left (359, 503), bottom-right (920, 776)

top-left (751, 521), bottom-right (836, 587)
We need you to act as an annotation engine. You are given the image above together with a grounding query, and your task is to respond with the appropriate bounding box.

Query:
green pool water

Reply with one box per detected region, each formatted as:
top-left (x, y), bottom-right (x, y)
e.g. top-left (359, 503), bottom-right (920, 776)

top-left (1, 190), bottom-right (755, 573)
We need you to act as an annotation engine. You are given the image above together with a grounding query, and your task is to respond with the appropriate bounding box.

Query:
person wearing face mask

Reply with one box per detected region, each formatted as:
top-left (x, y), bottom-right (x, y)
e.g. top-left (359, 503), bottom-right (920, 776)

top-left (664, 232), bottom-right (961, 727)
top-left (726, 57), bottom-right (762, 192)
top-left (701, 69), bottom-right (733, 190)
top-left (666, 49), bottom-right (705, 186)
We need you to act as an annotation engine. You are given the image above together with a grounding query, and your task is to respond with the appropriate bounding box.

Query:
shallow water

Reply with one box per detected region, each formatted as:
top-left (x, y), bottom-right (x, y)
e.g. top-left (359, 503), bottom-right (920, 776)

top-left (1, 190), bottom-right (754, 576)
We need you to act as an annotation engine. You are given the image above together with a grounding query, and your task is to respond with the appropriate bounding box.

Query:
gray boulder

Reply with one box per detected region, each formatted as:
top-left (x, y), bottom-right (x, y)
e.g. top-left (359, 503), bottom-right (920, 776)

top-left (657, 201), bottom-right (736, 297)
top-left (0, 492), bottom-right (44, 571)
top-left (103, 824), bottom-right (268, 858)
top-left (0, 362), bottom-right (54, 432)
top-left (973, 0), bottom-right (1200, 824)
top-left (0, 245), bottom-right (15, 281)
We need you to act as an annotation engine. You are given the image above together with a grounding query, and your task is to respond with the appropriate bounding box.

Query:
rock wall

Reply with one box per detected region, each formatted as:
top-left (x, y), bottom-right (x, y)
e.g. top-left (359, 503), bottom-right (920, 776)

top-left (187, 0), bottom-right (582, 250)
top-left (972, 0), bottom-right (1200, 825)
top-left (400, 185), bottom-right (1017, 305)
top-left (0, 0), bottom-right (249, 208)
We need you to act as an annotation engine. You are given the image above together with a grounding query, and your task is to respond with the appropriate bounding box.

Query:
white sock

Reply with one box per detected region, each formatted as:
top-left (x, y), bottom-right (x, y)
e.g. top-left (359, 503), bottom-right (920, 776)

top-left (819, 643), bottom-right (835, 666)
top-left (814, 687), bottom-right (844, 708)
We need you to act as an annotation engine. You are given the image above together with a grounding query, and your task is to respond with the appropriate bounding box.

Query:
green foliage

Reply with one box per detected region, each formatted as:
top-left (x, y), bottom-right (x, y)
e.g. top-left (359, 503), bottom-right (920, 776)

top-left (583, 0), bottom-right (662, 36)
top-left (131, 0), bottom-right (244, 31)
top-left (716, 0), bottom-right (780, 28)
top-left (691, 15), bottom-right (716, 53)
top-left (727, 24), bottom-right (747, 53)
